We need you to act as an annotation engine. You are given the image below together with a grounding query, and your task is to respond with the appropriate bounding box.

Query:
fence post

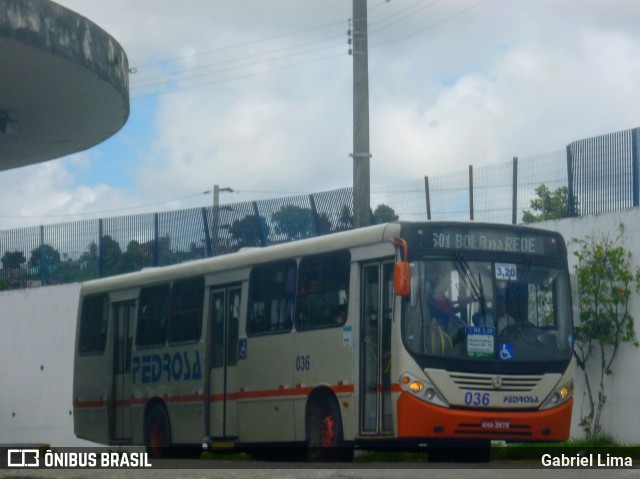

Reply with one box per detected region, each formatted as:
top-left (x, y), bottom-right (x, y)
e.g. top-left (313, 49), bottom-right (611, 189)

top-left (424, 176), bottom-right (431, 220)
top-left (633, 128), bottom-right (639, 207)
top-left (153, 213), bottom-right (160, 266)
top-left (98, 219), bottom-right (103, 278)
top-left (309, 194), bottom-right (322, 236)
top-left (566, 144), bottom-right (576, 217)
top-left (512, 157), bottom-right (518, 224)
top-left (468, 165), bottom-right (474, 221)
top-left (201, 207), bottom-right (213, 257)
top-left (252, 202), bottom-right (267, 247)
top-left (39, 225), bottom-right (46, 286)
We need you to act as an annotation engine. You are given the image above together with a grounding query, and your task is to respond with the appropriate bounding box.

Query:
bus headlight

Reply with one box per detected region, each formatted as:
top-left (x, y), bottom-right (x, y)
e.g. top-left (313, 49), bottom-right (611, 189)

top-left (540, 381), bottom-right (573, 410)
top-left (399, 373), bottom-right (449, 407)
top-left (409, 380), bottom-right (424, 393)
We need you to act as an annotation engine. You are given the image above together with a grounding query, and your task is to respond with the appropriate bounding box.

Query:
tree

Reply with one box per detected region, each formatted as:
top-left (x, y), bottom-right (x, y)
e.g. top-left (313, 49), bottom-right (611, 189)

top-left (572, 223), bottom-right (640, 440)
top-left (522, 184), bottom-right (574, 223)
top-left (28, 244), bottom-right (61, 270)
top-left (121, 240), bottom-right (145, 273)
top-left (156, 235), bottom-right (176, 266)
top-left (100, 235), bottom-right (122, 277)
top-left (335, 205), bottom-right (354, 232)
top-left (228, 215), bottom-right (270, 249)
top-left (372, 204), bottom-right (399, 224)
top-left (272, 205), bottom-right (314, 240)
top-left (1, 250), bottom-right (25, 269)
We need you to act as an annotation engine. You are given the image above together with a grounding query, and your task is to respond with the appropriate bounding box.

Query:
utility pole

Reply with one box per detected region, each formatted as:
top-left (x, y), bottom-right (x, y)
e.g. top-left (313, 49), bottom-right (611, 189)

top-left (212, 185), bottom-right (233, 253)
top-left (212, 185), bottom-right (234, 209)
top-left (352, 0), bottom-right (371, 228)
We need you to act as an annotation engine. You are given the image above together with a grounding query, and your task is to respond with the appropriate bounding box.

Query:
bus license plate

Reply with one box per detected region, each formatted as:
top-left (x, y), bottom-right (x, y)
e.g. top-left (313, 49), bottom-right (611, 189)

top-left (481, 420), bottom-right (510, 430)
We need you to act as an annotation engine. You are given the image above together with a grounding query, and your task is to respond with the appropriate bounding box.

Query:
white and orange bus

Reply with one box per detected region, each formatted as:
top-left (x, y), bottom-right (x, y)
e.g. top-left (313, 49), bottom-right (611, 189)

top-left (73, 221), bottom-right (574, 461)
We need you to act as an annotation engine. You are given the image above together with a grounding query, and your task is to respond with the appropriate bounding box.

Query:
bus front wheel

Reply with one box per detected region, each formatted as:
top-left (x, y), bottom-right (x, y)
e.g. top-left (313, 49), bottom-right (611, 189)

top-left (145, 404), bottom-right (172, 459)
top-left (306, 396), bottom-right (352, 462)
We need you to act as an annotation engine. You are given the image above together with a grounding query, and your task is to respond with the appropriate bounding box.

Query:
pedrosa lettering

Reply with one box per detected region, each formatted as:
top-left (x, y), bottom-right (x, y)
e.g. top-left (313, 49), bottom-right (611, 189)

top-left (503, 395), bottom-right (540, 404)
top-left (132, 350), bottom-right (202, 384)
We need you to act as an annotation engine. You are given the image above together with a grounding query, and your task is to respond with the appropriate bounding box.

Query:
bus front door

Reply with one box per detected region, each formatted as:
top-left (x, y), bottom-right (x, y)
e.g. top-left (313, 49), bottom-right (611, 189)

top-left (207, 286), bottom-right (241, 440)
top-left (111, 300), bottom-right (135, 442)
top-left (360, 262), bottom-right (394, 436)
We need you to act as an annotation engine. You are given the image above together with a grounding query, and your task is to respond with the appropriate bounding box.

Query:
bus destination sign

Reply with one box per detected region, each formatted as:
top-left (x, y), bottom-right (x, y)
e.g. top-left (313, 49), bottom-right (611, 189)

top-left (424, 227), bottom-right (554, 255)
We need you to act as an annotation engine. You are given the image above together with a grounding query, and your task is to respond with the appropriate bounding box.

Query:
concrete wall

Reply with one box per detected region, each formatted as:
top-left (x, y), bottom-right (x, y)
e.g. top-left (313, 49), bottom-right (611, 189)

top-left (0, 282), bottom-right (92, 446)
top-left (1, 208), bottom-right (640, 446)
top-left (541, 208), bottom-right (640, 444)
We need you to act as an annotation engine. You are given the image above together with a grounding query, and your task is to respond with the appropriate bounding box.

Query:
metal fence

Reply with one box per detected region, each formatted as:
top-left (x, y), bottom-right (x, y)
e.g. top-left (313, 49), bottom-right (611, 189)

top-left (1, 127), bottom-right (639, 290)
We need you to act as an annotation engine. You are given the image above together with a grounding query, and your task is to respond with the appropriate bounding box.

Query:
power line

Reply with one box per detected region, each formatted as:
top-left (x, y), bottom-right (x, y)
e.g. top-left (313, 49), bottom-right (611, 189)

top-left (131, 50), bottom-right (346, 100)
top-left (131, 31), bottom-right (344, 88)
top-left (0, 188), bottom-right (312, 220)
top-left (129, 15), bottom-right (349, 98)
top-left (133, 19), bottom-right (348, 70)
top-left (367, 0), bottom-right (391, 14)
top-left (369, 0), bottom-right (439, 29)
top-left (369, 0), bottom-right (444, 34)
top-left (131, 37), bottom-right (345, 93)
top-left (0, 192), bottom-right (208, 219)
top-left (371, 0), bottom-right (490, 48)
top-left (129, 1), bottom-right (489, 99)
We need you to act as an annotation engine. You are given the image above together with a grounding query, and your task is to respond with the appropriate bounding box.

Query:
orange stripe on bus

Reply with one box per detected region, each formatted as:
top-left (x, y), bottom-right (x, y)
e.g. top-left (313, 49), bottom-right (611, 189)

top-left (216, 383), bottom-right (354, 401)
top-left (74, 383), bottom-right (356, 409)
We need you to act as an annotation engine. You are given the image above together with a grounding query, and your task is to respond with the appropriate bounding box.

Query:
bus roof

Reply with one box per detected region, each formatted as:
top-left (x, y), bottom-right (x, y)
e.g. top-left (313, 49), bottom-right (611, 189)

top-left (80, 222), bottom-right (401, 296)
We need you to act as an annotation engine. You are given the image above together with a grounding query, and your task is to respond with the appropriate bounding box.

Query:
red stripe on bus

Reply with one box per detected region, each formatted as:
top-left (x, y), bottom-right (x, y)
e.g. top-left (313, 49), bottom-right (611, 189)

top-left (75, 394), bottom-right (206, 409)
top-left (211, 383), bottom-right (354, 402)
top-left (391, 383), bottom-right (403, 393)
top-left (73, 398), bottom-right (107, 408)
top-left (74, 383), bottom-right (357, 409)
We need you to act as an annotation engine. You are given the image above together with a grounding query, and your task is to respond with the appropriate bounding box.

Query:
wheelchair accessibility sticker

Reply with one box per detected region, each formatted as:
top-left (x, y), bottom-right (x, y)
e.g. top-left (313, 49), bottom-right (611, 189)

top-left (499, 343), bottom-right (513, 360)
top-left (239, 338), bottom-right (247, 360)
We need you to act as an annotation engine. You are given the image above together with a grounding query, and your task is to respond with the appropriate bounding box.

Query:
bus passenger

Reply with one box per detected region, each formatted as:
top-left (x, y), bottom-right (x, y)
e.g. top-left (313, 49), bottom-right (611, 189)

top-left (334, 304), bottom-right (347, 325)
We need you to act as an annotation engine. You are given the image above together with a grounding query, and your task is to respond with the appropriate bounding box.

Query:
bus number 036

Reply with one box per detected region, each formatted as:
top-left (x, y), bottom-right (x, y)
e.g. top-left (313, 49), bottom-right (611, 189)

top-left (464, 392), bottom-right (490, 406)
top-left (295, 355), bottom-right (310, 371)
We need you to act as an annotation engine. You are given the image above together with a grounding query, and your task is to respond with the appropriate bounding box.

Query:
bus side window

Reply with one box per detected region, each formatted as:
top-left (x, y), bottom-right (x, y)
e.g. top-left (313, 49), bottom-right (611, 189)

top-left (296, 250), bottom-right (351, 330)
top-left (136, 284), bottom-right (170, 347)
top-left (78, 293), bottom-right (108, 354)
top-left (247, 260), bottom-right (296, 336)
top-left (168, 277), bottom-right (204, 344)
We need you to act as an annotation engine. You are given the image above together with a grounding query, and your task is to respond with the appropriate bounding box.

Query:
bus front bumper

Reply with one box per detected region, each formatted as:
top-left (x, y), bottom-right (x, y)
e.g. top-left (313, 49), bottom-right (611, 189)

top-left (397, 392), bottom-right (573, 442)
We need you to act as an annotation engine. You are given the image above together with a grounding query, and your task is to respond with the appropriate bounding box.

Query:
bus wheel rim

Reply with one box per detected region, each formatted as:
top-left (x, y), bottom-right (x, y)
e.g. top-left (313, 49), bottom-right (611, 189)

top-left (150, 418), bottom-right (165, 453)
top-left (321, 414), bottom-right (335, 449)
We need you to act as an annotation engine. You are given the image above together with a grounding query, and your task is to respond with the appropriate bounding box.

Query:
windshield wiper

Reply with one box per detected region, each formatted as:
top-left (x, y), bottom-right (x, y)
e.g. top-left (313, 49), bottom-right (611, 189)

top-left (452, 253), bottom-right (487, 320)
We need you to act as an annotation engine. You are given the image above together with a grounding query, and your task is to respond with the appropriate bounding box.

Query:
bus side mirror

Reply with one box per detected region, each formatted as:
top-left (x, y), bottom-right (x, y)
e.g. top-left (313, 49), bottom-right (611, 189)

top-left (394, 261), bottom-right (411, 296)
top-left (392, 237), bottom-right (411, 297)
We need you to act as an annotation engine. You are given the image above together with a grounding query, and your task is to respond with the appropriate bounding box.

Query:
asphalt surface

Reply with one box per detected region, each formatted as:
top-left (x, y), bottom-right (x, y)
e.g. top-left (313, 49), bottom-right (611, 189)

top-left (1, 458), bottom-right (639, 479)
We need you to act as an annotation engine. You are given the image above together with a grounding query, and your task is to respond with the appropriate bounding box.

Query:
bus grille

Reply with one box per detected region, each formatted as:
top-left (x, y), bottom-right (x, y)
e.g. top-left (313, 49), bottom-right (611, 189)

top-left (449, 373), bottom-right (543, 392)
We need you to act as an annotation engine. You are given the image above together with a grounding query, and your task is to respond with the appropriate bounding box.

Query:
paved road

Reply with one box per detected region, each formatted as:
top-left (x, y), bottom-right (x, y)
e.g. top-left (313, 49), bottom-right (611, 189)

top-left (2, 447), bottom-right (638, 479)
top-left (2, 460), bottom-right (638, 479)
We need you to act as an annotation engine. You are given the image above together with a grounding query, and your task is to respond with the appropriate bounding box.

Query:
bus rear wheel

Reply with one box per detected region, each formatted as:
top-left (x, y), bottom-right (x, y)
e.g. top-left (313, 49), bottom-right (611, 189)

top-left (306, 397), bottom-right (352, 462)
top-left (145, 404), bottom-right (171, 459)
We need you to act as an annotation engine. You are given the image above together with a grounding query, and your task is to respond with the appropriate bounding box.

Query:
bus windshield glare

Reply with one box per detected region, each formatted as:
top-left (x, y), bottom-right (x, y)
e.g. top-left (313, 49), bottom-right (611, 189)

top-left (402, 259), bottom-right (573, 362)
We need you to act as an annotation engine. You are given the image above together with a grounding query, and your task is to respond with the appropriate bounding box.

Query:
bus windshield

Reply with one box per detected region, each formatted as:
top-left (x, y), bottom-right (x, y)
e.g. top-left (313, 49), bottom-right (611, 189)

top-left (402, 259), bottom-right (573, 363)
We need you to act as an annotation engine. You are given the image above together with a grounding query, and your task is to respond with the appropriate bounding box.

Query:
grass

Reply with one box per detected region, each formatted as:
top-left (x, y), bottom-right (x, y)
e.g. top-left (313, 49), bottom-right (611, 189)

top-left (198, 437), bottom-right (640, 464)
top-left (354, 450), bottom-right (429, 463)
top-left (491, 437), bottom-right (640, 462)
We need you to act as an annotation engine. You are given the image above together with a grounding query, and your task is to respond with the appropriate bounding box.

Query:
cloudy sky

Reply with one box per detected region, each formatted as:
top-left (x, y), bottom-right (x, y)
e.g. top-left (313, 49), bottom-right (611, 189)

top-left (1, 0), bottom-right (640, 230)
